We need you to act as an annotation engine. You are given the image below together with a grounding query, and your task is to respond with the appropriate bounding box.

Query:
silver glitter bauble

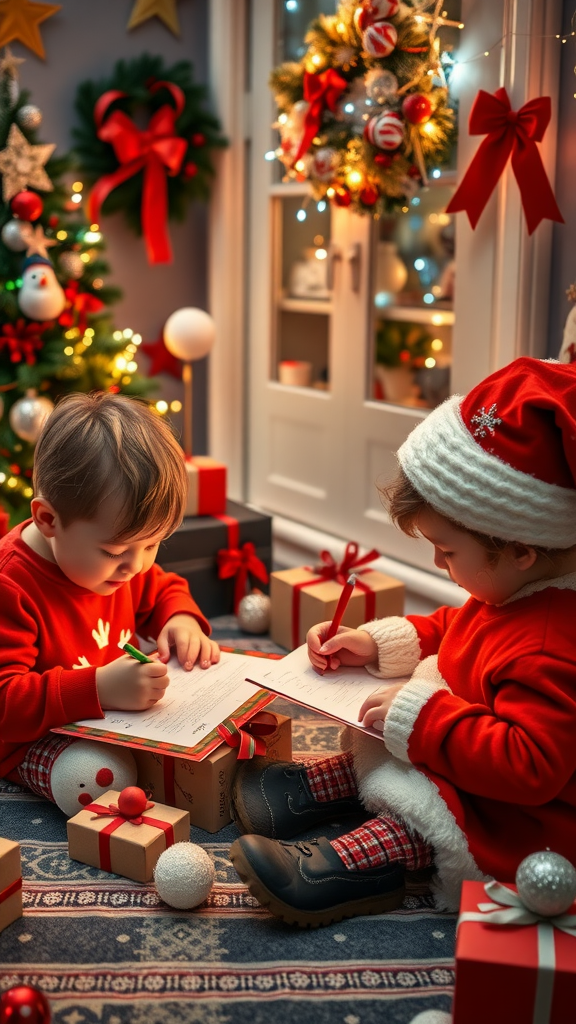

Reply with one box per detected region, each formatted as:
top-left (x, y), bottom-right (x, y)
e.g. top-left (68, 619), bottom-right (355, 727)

top-left (237, 591), bottom-right (271, 634)
top-left (365, 68), bottom-right (399, 105)
top-left (17, 104), bottom-right (43, 131)
top-left (9, 392), bottom-right (54, 443)
top-left (515, 851), bottom-right (576, 916)
top-left (1, 218), bottom-right (32, 251)
top-left (58, 250), bottom-right (84, 279)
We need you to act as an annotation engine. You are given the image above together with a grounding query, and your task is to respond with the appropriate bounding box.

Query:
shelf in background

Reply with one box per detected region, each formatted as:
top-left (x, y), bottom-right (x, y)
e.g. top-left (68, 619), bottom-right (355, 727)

top-left (279, 296), bottom-right (333, 315)
top-left (375, 304), bottom-right (455, 326)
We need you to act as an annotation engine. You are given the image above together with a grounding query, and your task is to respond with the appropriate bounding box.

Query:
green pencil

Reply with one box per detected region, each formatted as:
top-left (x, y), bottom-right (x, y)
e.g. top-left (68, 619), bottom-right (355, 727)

top-left (120, 641), bottom-right (153, 664)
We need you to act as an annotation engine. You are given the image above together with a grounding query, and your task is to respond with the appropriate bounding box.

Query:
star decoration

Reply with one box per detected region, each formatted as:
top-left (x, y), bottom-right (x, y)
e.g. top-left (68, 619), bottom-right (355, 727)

top-left (0, 123), bottom-right (54, 200)
top-left (141, 332), bottom-right (181, 378)
top-left (25, 222), bottom-right (56, 258)
top-left (0, 0), bottom-right (62, 59)
top-left (127, 0), bottom-right (181, 35)
top-left (0, 43), bottom-right (24, 77)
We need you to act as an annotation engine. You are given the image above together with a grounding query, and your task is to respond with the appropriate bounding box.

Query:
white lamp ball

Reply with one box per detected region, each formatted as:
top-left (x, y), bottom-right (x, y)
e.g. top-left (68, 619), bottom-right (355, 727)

top-left (163, 307), bottom-right (216, 363)
top-left (408, 1014), bottom-right (452, 1024)
top-left (154, 842), bottom-right (215, 909)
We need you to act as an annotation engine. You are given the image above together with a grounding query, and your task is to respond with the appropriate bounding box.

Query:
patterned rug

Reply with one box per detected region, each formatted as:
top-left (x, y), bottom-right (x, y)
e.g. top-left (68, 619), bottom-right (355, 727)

top-left (0, 616), bottom-right (456, 1024)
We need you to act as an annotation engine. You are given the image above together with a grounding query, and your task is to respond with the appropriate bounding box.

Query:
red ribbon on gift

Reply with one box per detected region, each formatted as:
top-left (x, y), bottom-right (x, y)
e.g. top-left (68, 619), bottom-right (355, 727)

top-left (445, 88), bottom-right (564, 235)
top-left (86, 800), bottom-right (175, 873)
top-left (0, 877), bottom-right (21, 905)
top-left (89, 81), bottom-right (188, 264)
top-left (216, 709), bottom-right (278, 760)
top-left (217, 541), bottom-right (269, 614)
top-left (291, 542), bottom-right (380, 650)
top-left (293, 69), bottom-right (348, 165)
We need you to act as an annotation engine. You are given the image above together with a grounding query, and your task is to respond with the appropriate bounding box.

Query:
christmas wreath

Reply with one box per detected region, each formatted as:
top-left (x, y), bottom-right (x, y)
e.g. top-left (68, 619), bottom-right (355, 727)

top-left (271, 0), bottom-right (458, 215)
top-left (72, 54), bottom-right (227, 264)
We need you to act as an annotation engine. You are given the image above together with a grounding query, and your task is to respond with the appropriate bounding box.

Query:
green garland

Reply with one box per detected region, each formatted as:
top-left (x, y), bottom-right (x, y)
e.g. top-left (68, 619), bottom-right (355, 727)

top-left (72, 53), bottom-right (226, 244)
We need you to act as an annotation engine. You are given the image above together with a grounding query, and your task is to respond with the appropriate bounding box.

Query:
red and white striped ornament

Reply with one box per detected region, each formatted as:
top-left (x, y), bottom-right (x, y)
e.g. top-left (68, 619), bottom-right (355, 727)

top-left (362, 20), bottom-right (398, 58)
top-left (313, 147), bottom-right (338, 182)
top-left (354, 0), bottom-right (399, 34)
top-left (364, 110), bottom-right (404, 151)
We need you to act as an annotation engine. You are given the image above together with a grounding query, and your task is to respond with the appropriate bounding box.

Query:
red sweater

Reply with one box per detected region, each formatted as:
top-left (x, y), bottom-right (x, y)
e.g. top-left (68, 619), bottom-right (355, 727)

top-left (0, 521), bottom-right (210, 777)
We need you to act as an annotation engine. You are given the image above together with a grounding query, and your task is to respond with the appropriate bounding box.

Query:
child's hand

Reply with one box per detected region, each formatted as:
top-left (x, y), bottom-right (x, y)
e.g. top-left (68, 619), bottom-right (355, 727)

top-left (157, 614), bottom-right (220, 670)
top-left (358, 682), bottom-right (406, 729)
top-left (307, 623), bottom-right (378, 673)
top-left (96, 656), bottom-right (169, 711)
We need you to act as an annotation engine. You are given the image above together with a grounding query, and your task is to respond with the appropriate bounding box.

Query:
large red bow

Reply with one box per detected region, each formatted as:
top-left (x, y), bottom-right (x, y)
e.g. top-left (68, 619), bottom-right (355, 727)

top-left (216, 541), bottom-right (269, 614)
top-left (216, 710), bottom-right (278, 760)
top-left (446, 88), bottom-right (563, 235)
top-left (89, 81), bottom-right (188, 264)
top-left (293, 69), bottom-right (348, 165)
top-left (59, 281), bottom-right (105, 335)
top-left (312, 541), bottom-right (380, 584)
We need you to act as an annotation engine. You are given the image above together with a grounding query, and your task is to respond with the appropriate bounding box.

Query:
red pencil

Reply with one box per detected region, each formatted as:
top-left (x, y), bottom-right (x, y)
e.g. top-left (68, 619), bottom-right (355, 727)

top-left (324, 573), bottom-right (357, 643)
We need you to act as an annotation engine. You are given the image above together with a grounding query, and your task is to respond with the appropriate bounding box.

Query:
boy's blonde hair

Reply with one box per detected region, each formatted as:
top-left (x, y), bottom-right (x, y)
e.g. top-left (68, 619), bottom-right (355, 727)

top-left (33, 392), bottom-right (188, 541)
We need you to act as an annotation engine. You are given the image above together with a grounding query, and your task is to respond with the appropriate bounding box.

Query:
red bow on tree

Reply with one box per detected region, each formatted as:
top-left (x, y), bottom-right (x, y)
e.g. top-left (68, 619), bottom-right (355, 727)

top-left (0, 319), bottom-right (45, 364)
top-left (293, 69), bottom-right (348, 165)
top-left (312, 541), bottom-right (380, 584)
top-left (89, 81), bottom-right (188, 264)
top-left (446, 88), bottom-right (564, 235)
top-left (217, 541), bottom-right (269, 614)
top-left (59, 281), bottom-right (105, 335)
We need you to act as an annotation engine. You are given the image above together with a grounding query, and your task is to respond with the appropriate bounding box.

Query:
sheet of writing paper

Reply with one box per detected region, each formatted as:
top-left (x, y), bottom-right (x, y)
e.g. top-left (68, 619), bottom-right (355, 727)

top-left (245, 643), bottom-right (407, 739)
top-left (74, 651), bottom-right (264, 746)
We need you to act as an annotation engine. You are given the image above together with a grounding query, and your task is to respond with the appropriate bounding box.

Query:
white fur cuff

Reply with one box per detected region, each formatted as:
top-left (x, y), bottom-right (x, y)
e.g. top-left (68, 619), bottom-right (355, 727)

top-left (359, 616), bottom-right (421, 678)
top-left (383, 655), bottom-right (449, 761)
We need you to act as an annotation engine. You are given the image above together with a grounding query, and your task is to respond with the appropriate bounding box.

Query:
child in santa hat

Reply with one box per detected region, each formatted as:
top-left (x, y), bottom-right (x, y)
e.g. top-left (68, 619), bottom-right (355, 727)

top-left (230, 356), bottom-right (576, 927)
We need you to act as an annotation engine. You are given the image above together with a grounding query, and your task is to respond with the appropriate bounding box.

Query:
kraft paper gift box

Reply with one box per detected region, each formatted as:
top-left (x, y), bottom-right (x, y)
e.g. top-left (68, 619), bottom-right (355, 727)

top-left (184, 456), bottom-right (227, 517)
top-left (134, 712), bottom-right (292, 833)
top-left (0, 837), bottom-right (22, 933)
top-left (156, 499), bottom-right (272, 618)
top-left (270, 566), bottom-right (405, 650)
top-left (67, 790), bottom-right (190, 883)
top-left (453, 880), bottom-right (576, 1024)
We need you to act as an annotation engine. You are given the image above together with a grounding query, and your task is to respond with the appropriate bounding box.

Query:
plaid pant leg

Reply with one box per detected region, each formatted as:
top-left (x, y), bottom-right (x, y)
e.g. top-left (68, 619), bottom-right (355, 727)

top-left (305, 750), bottom-right (358, 802)
top-left (13, 733), bottom-right (77, 803)
top-left (331, 814), bottom-right (434, 871)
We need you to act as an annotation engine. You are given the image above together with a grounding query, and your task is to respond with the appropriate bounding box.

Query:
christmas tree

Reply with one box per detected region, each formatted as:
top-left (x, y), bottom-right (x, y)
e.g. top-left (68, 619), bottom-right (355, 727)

top-left (0, 48), bottom-right (156, 530)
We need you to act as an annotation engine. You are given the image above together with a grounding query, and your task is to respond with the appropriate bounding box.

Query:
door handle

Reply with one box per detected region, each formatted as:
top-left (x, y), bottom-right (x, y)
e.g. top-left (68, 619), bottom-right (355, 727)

top-left (347, 242), bottom-right (361, 293)
top-left (326, 242), bottom-right (342, 290)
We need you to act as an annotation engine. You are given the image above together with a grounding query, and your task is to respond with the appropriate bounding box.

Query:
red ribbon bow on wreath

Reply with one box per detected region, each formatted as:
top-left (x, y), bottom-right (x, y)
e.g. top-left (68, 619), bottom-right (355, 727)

top-left (312, 541), bottom-right (380, 584)
top-left (293, 69), bottom-right (348, 166)
top-left (216, 541), bottom-right (269, 614)
top-left (89, 80), bottom-right (188, 264)
top-left (0, 319), bottom-right (45, 365)
top-left (446, 88), bottom-right (564, 235)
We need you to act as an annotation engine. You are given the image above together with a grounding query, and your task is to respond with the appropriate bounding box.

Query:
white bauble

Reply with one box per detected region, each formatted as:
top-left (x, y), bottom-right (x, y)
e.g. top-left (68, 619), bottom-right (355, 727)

top-left (9, 391), bottom-right (54, 443)
top-left (18, 262), bottom-right (66, 321)
top-left (407, 1013), bottom-right (452, 1024)
top-left (1, 219), bottom-right (33, 251)
top-left (312, 147), bottom-right (338, 182)
top-left (154, 842), bottom-right (215, 909)
top-left (516, 851), bottom-right (576, 917)
top-left (238, 592), bottom-right (271, 634)
top-left (17, 104), bottom-right (43, 131)
top-left (163, 307), bottom-right (216, 362)
top-left (50, 739), bottom-right (137, 817)
top-left (365, 68), bottom-right (399, 105)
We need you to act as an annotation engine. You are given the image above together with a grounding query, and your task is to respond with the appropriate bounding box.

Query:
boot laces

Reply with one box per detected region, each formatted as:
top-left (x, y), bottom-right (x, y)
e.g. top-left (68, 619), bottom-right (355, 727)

top-left (280, 839), bottom-right (319, 857)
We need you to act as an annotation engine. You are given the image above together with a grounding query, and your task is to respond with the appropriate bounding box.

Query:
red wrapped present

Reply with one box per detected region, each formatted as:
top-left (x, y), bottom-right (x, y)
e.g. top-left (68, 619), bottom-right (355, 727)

top-left (0, 838), bottom-right (22, 934)
top-left (185, 456), bottom-right (226, 516)
top-left (454, 879), bottom-right (576, 1024)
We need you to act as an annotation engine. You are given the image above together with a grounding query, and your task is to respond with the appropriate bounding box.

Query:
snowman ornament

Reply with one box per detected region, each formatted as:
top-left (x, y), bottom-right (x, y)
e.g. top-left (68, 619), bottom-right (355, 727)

top-left (18, 255), bottom-right (66, 321)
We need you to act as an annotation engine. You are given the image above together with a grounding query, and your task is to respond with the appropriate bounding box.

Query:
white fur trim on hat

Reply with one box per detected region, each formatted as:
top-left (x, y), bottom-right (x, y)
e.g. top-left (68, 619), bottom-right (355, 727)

top-left (398, 395), bottom-right (576, 548)
top-left (359, 616), bottom-right (421, 678)
top-left (383, 655), bottom-right (449, 761)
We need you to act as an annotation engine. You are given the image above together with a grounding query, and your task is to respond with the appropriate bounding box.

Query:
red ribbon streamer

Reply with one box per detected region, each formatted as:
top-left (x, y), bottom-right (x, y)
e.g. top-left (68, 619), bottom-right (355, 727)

top-left (291, 542), bottom-right (379, 650)
top-left (216, 710), bottom-right (278, 760)
top-left (445, 88), bottom-right (564, 235)
top-left (86, 801), bottom-right (175, 873)
top-left (293, 69), bottom-right (348, 165)
top-left (89, 81), bottom-right (188, 264)
top-left (217, 541), bottom-right (269, 614)
top-left (0, 876), bottom-right (21, 904)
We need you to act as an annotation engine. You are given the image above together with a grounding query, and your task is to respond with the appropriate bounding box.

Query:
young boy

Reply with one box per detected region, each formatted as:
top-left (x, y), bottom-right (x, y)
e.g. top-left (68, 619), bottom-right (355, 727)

top-left (230, 357), bottom-right (576, 926)
top-left (0, 391), bottom-right (219, 806)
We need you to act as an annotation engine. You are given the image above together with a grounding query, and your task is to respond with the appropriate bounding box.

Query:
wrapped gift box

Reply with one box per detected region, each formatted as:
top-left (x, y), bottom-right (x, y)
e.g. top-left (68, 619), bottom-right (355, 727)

top-left (453, 880), bottom-right (576, 1024)
top-left (134, 712), bottom-right (292, 833)
top-left (0, 837), bottom-right (22, 934)
top-left (185, 456), bottom-right (227, 517)
top-left (270, 566), bottom-right (405, 650)
top-left (67, 790), bottom-right (190, 883)
top-left (156, 499), bottom-right (272, 618)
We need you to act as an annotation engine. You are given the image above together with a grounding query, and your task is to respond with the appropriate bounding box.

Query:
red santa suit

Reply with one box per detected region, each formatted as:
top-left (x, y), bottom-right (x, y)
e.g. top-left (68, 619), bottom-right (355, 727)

top-left (346, 576), bottom-right (576, 910)
top-left (0, 521), bottom-right (210, 778)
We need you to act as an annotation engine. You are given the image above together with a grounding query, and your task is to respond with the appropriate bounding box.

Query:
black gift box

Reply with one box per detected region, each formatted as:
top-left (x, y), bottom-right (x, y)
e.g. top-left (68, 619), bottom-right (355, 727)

top-left (156, 500), bottom-right (272, 618)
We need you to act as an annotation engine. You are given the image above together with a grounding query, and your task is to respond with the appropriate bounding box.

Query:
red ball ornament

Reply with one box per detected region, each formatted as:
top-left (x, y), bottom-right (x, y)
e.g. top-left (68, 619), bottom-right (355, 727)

top-left (191, 132), bottom-right (206, 147)
top-left (402, 93), bottom-right (433, 125)
top-left (48, 214), bottom-right (59, 228)
top-left (374, 152), bottom-right (393, 168)
top-left (0, 986), bottom-right (51, 1023)
top-left (407, 164), bottom-right (421, 179)
top-left (333, 188), bottom-right (352, 207)
top-left (184, 161), bottom-right (198, 179)
top-left (117, 786), bottom-right (148, 818)
top-left (360, 185), bottom-right (379, 206)
top-left (11, 190), bottom-right (43, 222)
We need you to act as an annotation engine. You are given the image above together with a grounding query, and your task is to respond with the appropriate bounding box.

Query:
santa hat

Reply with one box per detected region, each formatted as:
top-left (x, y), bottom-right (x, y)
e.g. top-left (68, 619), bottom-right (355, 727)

top-left (397, 357), bottom-right (576, 548)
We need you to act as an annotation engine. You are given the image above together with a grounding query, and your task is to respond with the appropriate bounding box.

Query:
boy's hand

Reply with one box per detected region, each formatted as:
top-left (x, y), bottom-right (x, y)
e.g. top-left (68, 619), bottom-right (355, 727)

top-left (157, 614), bottom-right (220, 670)
top-left (307, 622), bottom-right (378, 674)
top-left (96, 656), bottom-right (169, 711)
top-left (358, 682), bottom-right (406, 729)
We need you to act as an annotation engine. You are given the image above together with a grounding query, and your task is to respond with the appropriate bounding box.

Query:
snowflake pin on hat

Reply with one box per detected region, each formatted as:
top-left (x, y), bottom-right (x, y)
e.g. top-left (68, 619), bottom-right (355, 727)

top-left (397, 356), bottom-right (576, 548)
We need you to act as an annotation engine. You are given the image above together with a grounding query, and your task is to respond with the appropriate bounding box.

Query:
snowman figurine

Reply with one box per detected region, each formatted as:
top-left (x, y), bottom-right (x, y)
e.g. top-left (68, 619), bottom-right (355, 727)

top-left (18, 254), bottom-right (66, 321)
